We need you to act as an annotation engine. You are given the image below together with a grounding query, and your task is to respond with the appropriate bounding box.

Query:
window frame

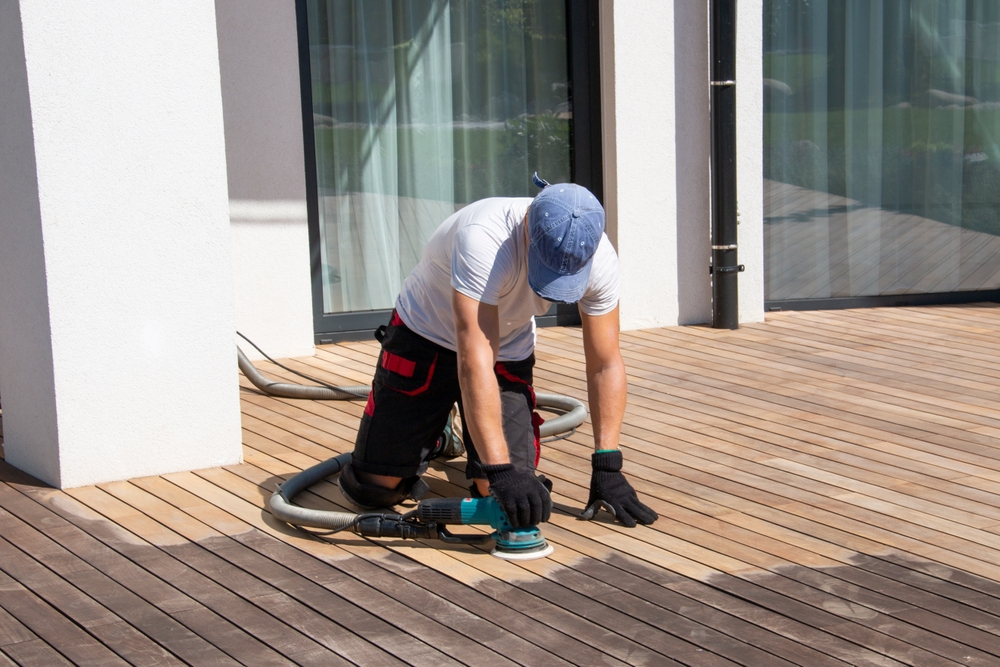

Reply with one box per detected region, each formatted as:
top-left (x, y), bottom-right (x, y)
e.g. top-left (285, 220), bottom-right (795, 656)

top-left (295, 0), bottom-right (602, 343)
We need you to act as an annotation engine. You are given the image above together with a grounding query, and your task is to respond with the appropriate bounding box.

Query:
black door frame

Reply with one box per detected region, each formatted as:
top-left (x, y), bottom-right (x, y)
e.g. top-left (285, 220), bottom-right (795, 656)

top-left (295, 0), bottom-right (602, 344)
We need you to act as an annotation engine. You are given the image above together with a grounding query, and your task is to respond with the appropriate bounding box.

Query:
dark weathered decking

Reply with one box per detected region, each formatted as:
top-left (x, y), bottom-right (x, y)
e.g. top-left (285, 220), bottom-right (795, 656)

top-left (4, 304), bottom-right (1000, 665)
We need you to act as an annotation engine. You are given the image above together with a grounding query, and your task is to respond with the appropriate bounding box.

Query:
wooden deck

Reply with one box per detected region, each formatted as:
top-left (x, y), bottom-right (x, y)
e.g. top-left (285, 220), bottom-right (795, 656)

top-left (3, 304), bottom-right (1000, 665)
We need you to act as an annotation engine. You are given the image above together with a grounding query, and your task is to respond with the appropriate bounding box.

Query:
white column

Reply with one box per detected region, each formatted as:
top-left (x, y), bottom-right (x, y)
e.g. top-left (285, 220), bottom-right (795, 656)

top-left (601, 1), bottom-right (685, 330)
top-left (737, 0), bottom-right (765, 322)
top-left (600, 0), bottom-right (764, 329)
top-left (216, 0), bottom-right (315, 360)
top-left (0, 0), bottom-right (243, 488)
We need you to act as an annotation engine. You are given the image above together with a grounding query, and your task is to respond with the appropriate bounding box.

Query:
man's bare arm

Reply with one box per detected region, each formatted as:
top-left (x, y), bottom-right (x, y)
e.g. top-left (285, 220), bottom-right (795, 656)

top-left (581, 306), bottom-right (627, 451)
top-left (453, 289), bottom-right (551, 525)
top-left (451, 289), bottom-right (510, 465)
top-left (579, 305), bottom-right (657, 526)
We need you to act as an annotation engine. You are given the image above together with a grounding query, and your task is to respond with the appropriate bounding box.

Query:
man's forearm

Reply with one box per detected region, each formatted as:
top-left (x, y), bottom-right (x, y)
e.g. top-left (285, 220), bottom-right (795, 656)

top-left (451, 290), bottom-right (509, 466)
top-left (580, 307), bottom-right (626, 452)
top-left (578, 309), bottom-right (655, 526)
top-left (587, 359), bottom-right (627, 451)
top-left (457, 358), bottom-right (511, 465)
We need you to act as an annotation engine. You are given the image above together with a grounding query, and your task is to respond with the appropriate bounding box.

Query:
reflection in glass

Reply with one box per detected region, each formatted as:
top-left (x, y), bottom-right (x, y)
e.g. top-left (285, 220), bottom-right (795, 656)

top-left (305, 1), bottom-right (571, 314)
top-left (764, 1), bottom-right (1000, 301)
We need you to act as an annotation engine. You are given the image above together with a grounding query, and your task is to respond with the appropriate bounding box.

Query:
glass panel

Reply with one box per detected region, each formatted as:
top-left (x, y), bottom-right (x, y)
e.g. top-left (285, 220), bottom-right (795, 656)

top-left (764, 1), bottom-right (1000, 301)
top-left (305, 1), bottom-right (571, 314)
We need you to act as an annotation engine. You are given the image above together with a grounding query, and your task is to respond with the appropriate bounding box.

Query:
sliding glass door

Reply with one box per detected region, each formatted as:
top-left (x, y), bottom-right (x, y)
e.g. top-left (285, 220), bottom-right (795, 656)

top-left (764, 1), bottom-right (1000, 307)
top-left (298, 1), bottom-right (596, 339)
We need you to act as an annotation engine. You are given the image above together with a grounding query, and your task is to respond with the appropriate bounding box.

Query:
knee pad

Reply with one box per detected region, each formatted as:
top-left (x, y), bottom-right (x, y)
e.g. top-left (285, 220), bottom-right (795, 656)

top-left (338, 463), bottom-right (428, 510)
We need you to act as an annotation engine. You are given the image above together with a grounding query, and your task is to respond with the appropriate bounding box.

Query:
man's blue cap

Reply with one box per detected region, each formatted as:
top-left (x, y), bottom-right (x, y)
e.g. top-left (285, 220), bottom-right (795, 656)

top-left (527, 174), bottom-right (605, 303)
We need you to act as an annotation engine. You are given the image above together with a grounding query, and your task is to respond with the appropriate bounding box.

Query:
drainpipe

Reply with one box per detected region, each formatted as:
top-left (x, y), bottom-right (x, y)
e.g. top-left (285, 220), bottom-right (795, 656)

top-left (710, 0), bottom-right (742, 329)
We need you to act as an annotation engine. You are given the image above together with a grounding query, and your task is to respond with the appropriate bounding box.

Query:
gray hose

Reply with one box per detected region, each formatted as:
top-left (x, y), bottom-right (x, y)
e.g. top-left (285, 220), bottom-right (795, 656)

top-left (238, 346), bottom-right (587, 437)
top-left (238, 347), bottom-right (368, 399)
top-left (268, 453), bottom-right (361, 530)
top-left (535, 392), bottom-right (586, 438)
top-left (241, 343), bottom-right (588, 531)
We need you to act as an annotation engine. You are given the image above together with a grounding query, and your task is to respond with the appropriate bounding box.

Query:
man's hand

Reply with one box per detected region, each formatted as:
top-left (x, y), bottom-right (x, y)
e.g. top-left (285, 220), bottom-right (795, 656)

top-left (483, 464), bottom-right (552, 527)
top-left (579, 450), bottom-right (657, 527)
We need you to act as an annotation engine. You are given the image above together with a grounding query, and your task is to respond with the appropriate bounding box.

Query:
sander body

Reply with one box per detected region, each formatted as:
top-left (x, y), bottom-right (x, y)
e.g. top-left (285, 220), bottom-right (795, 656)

top-left (353, 495), bottom-right (553, 561)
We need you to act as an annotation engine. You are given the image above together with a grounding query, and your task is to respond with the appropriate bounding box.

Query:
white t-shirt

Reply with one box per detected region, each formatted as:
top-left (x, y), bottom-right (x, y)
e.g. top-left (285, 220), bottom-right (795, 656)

top-left (395, 197), bottom-right (620, 361)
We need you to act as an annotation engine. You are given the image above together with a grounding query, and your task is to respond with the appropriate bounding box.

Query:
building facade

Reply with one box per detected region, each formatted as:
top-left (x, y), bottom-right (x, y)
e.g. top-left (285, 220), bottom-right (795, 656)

top-left (3, 0), bottom-right (997, 488)
top-left (221, 0), bottom-right (763, 357)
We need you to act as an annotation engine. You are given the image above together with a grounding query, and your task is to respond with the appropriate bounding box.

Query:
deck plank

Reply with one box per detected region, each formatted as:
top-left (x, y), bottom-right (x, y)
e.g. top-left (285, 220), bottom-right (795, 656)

top-left (244, 320), bottom-right (1000, 664)
top-left (0, 568), bottom-right (129, 667)
top-left (0, 532), bottom-right (183, 667)
top-left (63, 484), bottom-right (404, 667)
top-left (236, 438), bottom-right (790, 666)
top-left (232, 412), bottom-right (960, 664)
top-left (0, 639), bottom-right (73, 667)
top-left (0, 468), bottom-right (268, 666)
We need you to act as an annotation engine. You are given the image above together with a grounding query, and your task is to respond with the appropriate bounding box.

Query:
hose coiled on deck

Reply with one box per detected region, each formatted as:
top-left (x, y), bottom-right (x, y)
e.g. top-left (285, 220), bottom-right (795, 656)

top-left (238, 344), bottom-right (588, 531)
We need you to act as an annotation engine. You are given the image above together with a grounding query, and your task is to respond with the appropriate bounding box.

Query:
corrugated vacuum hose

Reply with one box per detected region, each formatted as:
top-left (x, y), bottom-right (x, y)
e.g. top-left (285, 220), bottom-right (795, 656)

top-left (236, 342), bottom-right (586, 540)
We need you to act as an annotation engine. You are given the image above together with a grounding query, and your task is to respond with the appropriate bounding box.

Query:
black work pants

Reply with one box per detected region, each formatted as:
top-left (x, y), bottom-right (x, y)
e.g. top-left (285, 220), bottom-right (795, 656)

top-left (352, 312), bottom-right (541, 481)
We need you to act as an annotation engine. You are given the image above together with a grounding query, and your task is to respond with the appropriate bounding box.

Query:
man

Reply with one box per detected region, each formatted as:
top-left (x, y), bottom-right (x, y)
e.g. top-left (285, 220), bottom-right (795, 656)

top-left (339, 175), bottom-right (657, 529)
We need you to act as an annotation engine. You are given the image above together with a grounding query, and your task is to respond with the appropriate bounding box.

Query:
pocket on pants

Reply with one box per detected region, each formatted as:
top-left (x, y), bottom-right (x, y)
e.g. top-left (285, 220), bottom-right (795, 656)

top-left (373, 325), bottom-right (443, 396)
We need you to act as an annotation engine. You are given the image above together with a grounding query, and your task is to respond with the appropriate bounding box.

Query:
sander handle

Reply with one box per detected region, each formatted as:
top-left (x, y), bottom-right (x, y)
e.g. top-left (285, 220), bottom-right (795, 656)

top-left (353, 515), bottom-right (436, 540)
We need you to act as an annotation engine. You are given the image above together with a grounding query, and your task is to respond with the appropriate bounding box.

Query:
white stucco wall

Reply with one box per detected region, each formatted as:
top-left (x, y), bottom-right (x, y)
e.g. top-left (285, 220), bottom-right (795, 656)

top-left (0, 0), bottom-right (242, 488)
top-left (600, 0), bottom-right (763, 328)
top-left (673, 1), bottom-right (715, 325)
top-left (0, 0), bottom-right (60, 484)
top-left (229, 200), bottom-right (313, 359)
top-left (737, 0), bottom-right (765, 322)
top-left (601, 1), bottom-right (684, 330)
top-left (216, 0), bottom-right (314, 361)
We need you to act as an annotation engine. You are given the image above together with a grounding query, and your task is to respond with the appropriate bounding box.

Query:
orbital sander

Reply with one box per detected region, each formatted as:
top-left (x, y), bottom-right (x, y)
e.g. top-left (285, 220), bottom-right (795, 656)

top-left (349, 495), bottom-right (553, 561)
top-left (268, 452), bottom-right (554, 561)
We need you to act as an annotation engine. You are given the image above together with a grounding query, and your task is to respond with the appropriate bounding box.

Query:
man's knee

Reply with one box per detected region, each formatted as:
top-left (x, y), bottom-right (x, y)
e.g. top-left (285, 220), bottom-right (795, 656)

top-left (338, 462), bottom-right (428, 509)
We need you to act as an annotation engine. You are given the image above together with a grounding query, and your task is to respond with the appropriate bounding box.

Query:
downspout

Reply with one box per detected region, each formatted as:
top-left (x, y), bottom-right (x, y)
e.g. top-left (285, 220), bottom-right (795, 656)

top-left (710, 0), bottom-right (743, 329)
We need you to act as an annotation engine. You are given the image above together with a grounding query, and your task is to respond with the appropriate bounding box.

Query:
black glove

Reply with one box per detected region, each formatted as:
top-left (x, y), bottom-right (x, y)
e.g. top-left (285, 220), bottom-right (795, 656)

top-left (579, 450), bottom-right (657, 527)
top-left (482, 464), bottom-right (552, 528)
top-left (471, 473), bottom-right (552, 498)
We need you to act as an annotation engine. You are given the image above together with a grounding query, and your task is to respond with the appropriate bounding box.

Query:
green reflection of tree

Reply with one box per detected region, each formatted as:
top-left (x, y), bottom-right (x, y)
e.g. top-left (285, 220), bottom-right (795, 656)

top-left (481, 0), bottom-right (544, 41)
